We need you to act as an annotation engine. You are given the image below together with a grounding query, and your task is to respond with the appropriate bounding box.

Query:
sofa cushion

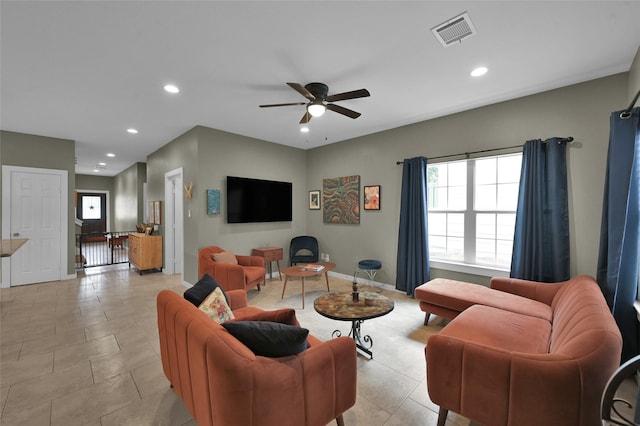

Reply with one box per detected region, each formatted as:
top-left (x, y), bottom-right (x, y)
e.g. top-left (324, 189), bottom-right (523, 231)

top-left (243, 265), bottom-right (265, 283)
top-left (198, 287), bottom-right (235, 323)
top-left (212, 251), bottom-right (238, 264)
top-left (222, 321), bottom-right (309, 357)
top-left (439, 305), bottom-right (552, 354)
top-left (184, 273), bottom-right (228, 307)
top-left (415, 279), bottom-right (553, 321)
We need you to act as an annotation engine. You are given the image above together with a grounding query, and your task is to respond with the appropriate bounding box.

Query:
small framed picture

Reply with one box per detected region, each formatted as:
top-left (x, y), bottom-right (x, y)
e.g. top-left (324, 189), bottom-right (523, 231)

top-left (309, 190), bottom-right (321, 210)
top-left (148, 201), bottom-right (155, 224)
top-left (207, 189), bottom-right (221, 215)
top-left (364, 185), bottom-right (381, 210)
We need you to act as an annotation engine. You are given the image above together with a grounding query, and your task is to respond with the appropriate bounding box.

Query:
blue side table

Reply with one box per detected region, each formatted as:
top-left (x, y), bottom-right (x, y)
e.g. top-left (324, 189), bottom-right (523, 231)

top-left (358, 259), bottom-right (382, 281)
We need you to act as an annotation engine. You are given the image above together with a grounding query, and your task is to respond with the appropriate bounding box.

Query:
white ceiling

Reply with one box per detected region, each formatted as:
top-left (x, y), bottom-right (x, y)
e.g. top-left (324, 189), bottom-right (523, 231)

top-left (2, 1), bottom-right (640, 176)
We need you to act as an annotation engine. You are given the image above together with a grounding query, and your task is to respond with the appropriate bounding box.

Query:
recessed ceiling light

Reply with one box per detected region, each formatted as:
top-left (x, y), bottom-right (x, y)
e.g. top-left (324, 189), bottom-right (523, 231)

top-left (471, 66), bottom-right (488, 77)
top-left (300, 126), bottom-right (310, 133)
top-left (127, 128), bottom-right (138, 134)
top-left (93, 169), bottom-right (100, 173)
top-left (164, 84), bottom-right (180, 94)
top-left (107, 153), bottom-right (115, 157)
top-left (98, 162), bottom-right (106, 166)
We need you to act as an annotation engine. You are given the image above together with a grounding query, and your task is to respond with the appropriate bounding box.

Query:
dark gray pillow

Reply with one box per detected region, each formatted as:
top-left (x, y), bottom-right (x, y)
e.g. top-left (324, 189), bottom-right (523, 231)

top-left (184, 273), bottom-right (228, 307)
top-left (221, 321), bottom-right (309, 357)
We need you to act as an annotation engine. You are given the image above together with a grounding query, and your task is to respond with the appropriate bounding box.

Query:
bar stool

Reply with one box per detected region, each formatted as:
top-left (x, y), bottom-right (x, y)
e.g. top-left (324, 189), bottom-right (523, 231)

top-left (358, 259), bottom-right (382, 281)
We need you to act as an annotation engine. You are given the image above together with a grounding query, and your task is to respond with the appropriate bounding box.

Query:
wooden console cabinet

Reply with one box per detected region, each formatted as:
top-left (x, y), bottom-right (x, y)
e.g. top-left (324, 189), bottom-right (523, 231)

top-left (252, 246), bottom-right (283, 281)
top-left (129, 233), bottom-right (162, 274)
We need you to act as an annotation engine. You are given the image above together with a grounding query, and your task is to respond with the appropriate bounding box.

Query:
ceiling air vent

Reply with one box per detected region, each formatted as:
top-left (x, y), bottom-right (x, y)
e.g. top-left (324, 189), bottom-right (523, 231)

top-left (431, 12), bottom-right (477, 47)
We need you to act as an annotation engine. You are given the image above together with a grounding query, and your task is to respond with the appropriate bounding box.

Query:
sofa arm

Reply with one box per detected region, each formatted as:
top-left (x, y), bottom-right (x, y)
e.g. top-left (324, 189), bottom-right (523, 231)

top-left (236, 254), bottom-right (265, 268)
top-left (208, 335), bottom-right (357, 426)
top-left (226, 289), bottom-right (248, 310)
top-left (301, 336), bottom-right (358, 422)
top-left (228, 307), bottom-right (300, 326)
top-left (489, 277), bottom-right (566, 305)
top-left (426, 335), bottom-right (585, 426)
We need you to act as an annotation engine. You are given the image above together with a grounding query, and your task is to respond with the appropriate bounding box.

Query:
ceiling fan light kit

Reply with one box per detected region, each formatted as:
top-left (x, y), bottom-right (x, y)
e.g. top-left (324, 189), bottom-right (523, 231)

top-left (307, 101), bottom-right (326, 117)
top-left (259, 81), bottom-right (370, 124)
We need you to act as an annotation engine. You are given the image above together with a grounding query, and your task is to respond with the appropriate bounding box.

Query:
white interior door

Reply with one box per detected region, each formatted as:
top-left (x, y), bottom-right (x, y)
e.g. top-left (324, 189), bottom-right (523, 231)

top-left (164, 168), bottom-right (183, 277)
top-left (3, 166), bottom-right (67, 286)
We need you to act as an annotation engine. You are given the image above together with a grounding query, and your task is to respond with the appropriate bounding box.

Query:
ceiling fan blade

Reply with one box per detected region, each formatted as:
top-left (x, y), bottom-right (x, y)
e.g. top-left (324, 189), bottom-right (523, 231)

top-left (326, 88), bottom-right (370, 102)
top-left (287, 82), bottom-right (315, 101)
top-left (259, 102), bottom-right (307, 108)
top-left (326, 103), bottom-right (361, 119)
top-left (299, 111), bottom-right (312, 124)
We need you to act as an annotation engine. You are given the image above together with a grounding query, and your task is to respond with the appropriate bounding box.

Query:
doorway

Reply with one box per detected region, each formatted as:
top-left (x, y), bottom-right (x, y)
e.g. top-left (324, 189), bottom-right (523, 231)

top-left (164, 167), bottom-right (184, 279)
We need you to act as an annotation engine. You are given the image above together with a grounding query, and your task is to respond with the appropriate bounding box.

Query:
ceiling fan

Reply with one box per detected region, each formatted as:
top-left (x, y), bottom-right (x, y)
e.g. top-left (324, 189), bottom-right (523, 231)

top-left (259, 82), bottom-right (370, 124)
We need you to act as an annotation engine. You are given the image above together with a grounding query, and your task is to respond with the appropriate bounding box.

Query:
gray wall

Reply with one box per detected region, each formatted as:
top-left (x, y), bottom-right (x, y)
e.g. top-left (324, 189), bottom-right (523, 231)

top-left (195, 126), bottom-right (307, 257)
top-left (146, 127), bottom-right (199, 282)
top-left (0, 130), bottom-right (76, 276)
top-left (305, 73), bottom-right (629, 285)
top-left (113, 162), bottom-right (146, 231)
top-left (147, 126), bottom-right (307, 284)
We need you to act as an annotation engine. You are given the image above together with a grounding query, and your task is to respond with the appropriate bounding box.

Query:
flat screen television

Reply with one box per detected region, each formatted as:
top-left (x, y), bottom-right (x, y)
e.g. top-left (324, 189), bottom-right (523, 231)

top-left (226, 176), bottom-right (293, 223)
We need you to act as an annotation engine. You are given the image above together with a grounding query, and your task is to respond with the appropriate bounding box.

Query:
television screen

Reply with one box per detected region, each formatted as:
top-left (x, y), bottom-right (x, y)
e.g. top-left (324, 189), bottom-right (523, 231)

top-left (226, 176), bottom-right (293, 223)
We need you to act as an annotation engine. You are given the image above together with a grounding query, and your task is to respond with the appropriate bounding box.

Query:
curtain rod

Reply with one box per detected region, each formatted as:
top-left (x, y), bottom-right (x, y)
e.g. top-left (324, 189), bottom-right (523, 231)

top-left (620, 89), bottom-right (640, 119)
top-left (395, 137), bottom-right (574, 165)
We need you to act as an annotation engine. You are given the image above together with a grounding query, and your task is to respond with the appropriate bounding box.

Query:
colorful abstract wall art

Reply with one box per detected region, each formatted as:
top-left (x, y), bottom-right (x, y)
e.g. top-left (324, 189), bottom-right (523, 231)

top-left (322, 175), bottom-right (360, 224)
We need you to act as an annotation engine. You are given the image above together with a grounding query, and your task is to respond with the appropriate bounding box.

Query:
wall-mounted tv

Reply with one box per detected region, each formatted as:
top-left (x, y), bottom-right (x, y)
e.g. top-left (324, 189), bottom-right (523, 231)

top-left (226, 176), bottom-right (293, 223)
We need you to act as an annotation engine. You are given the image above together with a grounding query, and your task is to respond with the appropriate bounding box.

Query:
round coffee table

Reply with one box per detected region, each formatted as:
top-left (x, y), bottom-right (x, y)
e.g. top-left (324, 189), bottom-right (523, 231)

top-left (281, 261), bottom-right (336, 308)
top-left (314, 291), bottom-right (394, 359)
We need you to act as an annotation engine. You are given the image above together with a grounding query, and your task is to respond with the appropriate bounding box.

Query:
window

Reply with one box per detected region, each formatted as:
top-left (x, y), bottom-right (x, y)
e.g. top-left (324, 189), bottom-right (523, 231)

top-left (427, 153), bottom-right (522, 270)
top-left (81, 195), bottom-right (102, 220)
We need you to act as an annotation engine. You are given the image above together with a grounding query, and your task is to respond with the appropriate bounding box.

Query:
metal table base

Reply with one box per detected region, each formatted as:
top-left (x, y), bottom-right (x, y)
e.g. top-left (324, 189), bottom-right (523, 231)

top-left (332, 319), bottom-right (374, 359)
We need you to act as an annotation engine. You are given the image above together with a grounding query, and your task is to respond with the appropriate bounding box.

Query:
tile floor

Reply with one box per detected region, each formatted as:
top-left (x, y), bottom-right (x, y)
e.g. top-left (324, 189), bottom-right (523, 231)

top-left (0, 265), bottom-right (632, 425)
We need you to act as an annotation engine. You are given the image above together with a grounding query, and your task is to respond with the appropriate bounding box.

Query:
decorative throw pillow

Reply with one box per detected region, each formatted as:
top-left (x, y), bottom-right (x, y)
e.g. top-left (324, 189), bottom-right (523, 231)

top-left (184, 273), bottom-right (228, 307)
top-left (212, 251), bottom-right (238, 265)
top-left (199, 287), bottom-right (235, 323)
top-left (222, 321), bottom-right (309, 357)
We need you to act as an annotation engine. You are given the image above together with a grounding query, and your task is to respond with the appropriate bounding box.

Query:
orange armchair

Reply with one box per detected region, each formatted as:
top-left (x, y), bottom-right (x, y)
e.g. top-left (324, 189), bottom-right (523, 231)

top-left (157, 290), bottom-right (357, 426)
top-left (198, 246), bottom-right (265, 292)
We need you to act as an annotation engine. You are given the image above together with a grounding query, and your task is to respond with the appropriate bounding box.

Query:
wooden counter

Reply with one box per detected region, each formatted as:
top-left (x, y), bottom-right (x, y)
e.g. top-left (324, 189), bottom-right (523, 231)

top-left (1, 238), bottom-right (28, 257)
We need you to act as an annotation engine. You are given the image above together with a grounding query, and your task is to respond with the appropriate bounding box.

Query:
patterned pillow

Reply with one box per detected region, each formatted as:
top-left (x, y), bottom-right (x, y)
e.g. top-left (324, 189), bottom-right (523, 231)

top-left (212, 251), bottom-right (238, 265)
top-left (199, 287), bottom-right (235, 323)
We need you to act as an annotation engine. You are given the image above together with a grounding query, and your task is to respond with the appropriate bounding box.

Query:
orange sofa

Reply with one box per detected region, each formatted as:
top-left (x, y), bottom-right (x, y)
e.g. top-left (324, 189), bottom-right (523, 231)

top-left (157, 289), bottom-right (357, 426)
top-left (198, 246), bottom-right (265, 292)
top-left (423, 275), bottom-right (622, 426)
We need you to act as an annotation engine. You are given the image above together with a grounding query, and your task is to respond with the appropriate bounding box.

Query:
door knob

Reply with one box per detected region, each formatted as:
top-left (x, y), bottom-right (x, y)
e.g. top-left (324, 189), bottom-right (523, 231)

top-left (13, 232), bottom-right (20, 237)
